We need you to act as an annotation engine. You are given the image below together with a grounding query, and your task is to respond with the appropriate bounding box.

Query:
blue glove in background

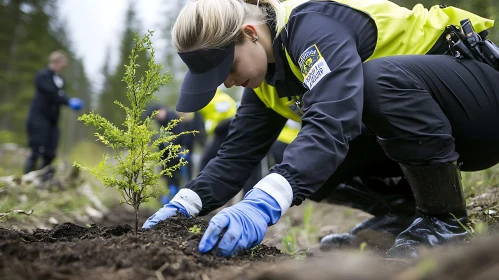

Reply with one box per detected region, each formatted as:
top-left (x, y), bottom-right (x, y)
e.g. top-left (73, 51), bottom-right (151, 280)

top-left (198, 188), bottom-right (282, 256)
top-left (68, 97), bottom-right (84, 111)
top-left (142, 201), bottom-right (188, 229)
top-left (159, 185), bottom-right (179, 205)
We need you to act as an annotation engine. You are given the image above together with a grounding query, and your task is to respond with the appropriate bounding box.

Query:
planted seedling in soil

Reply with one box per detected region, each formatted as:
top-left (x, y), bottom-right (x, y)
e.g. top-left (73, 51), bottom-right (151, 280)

top-left (189, 224), bottom-right (201, 234)
top-left (75, 31), bottom-right (194, 233)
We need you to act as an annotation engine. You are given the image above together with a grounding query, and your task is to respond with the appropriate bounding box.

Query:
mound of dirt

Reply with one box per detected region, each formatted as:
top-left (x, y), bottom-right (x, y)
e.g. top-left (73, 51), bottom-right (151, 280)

top-left (0, 216), bottom-right (283, 280)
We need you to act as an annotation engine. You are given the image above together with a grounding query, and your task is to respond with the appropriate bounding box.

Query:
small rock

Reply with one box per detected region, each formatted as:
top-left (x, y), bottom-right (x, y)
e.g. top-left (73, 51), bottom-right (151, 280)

top-left (49, 217), bottom-right (59, 224)
top-left (478, 193), bottom-right (491, 199)
top-left (86, 206), bottom-right (103, 219)
top-left (19, 194), bottom-right (28, 204)
top-left (74, 213), bottom-right (90, 224)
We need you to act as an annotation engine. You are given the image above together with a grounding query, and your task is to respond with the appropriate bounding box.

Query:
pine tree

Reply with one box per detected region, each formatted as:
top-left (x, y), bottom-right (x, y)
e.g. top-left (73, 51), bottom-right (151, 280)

top-left (76, 31), bottom-right (192, 233)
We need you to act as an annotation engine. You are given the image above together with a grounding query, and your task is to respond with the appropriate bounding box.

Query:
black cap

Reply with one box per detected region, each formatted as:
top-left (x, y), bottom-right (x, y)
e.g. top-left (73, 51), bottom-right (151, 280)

top-left (176, 45), bottom-right (235, 112)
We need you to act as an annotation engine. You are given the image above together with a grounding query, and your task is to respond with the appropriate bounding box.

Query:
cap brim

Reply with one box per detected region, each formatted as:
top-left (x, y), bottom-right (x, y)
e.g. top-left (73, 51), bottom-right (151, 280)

top-left (176, 48), bottom-right (234, 112)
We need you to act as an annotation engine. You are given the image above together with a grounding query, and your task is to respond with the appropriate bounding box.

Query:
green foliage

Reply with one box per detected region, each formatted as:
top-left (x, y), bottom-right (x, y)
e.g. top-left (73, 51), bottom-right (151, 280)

top-left (462, 164), bottom-right (499, 197)
top-left (0, 209), bottom-right (34, 223)
top-left (451, 212), bottom-right (493, 237)
top-left (450, 213), bottom-right (474, 236)
top-left (359, 241), bottom-right (367, 253)
top-left (75, 31), bottom-right (193, 233)
top-left (302, 203), bottom-right (316, 242)
top-left (188, 225), bottom-right (201, 234)
top-left (280, 229), bottom-right (307, 259)
top-left (281, 227), bottom-right (299, 255)
top-left (250, 245), bottom-right (260, 259)
top-left (0, 130), bottom-right (14, 143)
top-left (280, 203), bottom-right (318, 255)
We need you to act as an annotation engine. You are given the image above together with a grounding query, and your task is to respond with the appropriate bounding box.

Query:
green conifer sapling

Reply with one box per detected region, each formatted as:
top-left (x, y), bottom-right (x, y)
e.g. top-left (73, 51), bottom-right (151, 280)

top-left (75, 31), bottom-right (193, 233)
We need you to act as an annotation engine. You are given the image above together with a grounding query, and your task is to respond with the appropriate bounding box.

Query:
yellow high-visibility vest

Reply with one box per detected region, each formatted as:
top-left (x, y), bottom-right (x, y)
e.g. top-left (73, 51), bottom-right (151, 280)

top-left (199, 89), bottom-right (237, 136)
top-left (254, 0), bottom-right (494, 121)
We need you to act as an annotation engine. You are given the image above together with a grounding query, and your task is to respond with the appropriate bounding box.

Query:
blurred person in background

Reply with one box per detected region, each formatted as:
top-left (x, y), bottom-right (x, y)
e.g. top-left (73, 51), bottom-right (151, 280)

top-left (177, 111), bottom-right (206, 181)
top-left (146, 104), bottom-right (186, 204)
top-left (199, 90), bottom-right (301, 193)
top-left (24, 50), bottom-right (84, 179)
top-left (198, 88), bottom-right (238, 171)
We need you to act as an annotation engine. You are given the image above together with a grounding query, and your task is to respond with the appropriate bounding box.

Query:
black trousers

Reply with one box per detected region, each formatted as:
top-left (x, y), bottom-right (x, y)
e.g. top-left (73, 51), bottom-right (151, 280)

top-left (310, 133), bottom-right (404, 201)
top-left (24, 117), bottom-right (59, 174)
top-left (362, 55), bottom-right (499, 171)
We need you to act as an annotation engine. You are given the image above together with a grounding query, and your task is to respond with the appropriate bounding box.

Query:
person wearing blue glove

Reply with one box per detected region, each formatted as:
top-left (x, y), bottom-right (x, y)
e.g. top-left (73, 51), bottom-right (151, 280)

top-left (177, 112), bottom-right (206, 182)
top-left (24, 50), bottom-right (85, 175)
top-left (144, 0), bottom-right (499, 259)
top-left (146, 104), bottom-right (188, 205)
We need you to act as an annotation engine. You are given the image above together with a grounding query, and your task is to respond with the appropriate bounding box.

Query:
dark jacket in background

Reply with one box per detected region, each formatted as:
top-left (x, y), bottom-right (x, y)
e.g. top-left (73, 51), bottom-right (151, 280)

top-left (27, 67), bottom-right (69, 124)
top-left (181, 112), bottom-right (206, 154)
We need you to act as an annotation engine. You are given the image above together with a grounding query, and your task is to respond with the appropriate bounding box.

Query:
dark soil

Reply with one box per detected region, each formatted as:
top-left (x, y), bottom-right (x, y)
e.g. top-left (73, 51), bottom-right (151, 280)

top-left (0, 216), bottom-right (283, 280)
top-left (2, 186), bottom-right (498, 280)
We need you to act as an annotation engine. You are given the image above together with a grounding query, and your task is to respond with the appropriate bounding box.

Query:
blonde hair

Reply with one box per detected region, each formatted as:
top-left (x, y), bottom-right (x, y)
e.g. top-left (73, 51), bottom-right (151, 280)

top-left (172, 0), bottom-right (284, 52)
top-left (48, 50), bottom-right (68, 63)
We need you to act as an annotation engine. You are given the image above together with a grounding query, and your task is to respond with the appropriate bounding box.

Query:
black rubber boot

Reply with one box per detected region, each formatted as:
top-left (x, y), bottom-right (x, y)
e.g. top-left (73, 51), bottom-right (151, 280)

top-left (320, 177), bottom-right (416, 251)
top-left (386, 162), bottom-right (469, 259)
top-left (41, 166), bottom-right (56, 182)
top-left (24, 152), bottom-right (39, 174)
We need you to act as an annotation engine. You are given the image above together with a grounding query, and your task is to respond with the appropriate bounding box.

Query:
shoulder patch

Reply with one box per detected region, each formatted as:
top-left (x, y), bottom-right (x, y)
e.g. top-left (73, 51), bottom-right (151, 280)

top-left (298, 45), bottom-right (321, 76)
top-left (298, 45), bottom-right (331, 90)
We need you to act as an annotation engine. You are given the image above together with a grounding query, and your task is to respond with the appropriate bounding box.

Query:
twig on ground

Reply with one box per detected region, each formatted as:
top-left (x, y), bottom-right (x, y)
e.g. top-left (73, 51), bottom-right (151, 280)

top-left (155, 261), bottom-right (170, 280)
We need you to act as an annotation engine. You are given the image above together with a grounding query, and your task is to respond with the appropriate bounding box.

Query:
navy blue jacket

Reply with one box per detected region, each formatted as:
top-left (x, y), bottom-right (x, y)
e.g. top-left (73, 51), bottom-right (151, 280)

top-left (27, 67), bottom-right (69, 124)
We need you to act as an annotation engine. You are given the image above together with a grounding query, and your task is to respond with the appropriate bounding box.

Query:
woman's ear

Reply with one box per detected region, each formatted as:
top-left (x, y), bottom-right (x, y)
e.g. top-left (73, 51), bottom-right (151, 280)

top-left (242, 24), bottom-right (258, 40)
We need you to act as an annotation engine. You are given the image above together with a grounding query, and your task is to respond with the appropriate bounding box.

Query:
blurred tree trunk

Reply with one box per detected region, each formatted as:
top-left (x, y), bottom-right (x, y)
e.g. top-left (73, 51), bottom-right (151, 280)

top-left (0, 0), bottom-right (22, 131)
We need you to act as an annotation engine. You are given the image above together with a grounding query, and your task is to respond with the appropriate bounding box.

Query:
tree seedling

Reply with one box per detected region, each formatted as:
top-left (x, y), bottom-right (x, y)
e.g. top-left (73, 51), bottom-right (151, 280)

top-left (75, 31), bottom-right (194, 234)
top-left (188, 225), bottom-right (201, 234)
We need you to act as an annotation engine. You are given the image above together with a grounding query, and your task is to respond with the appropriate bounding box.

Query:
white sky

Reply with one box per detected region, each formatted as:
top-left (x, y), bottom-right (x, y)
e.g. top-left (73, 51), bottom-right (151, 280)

top-left (58, 0), bottom-right (166, 89)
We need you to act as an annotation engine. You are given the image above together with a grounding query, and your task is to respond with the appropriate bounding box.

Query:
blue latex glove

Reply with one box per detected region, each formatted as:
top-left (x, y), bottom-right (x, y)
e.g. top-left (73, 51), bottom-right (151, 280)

top-left (198, 189), bottom-right (282, 256)
top-left (142, 201), bottom-right (188, 229)
top-left (68, 97), bottom-right (84, 111)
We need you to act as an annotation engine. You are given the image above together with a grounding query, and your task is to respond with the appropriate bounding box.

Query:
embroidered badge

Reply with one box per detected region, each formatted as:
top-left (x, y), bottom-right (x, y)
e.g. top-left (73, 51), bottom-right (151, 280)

top-left (298, 45), bottom-right (320, 76)
top-left (298, 44), bottom-right (331, 90)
